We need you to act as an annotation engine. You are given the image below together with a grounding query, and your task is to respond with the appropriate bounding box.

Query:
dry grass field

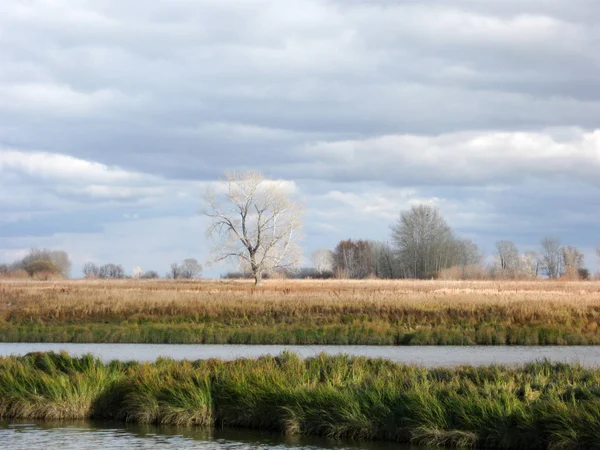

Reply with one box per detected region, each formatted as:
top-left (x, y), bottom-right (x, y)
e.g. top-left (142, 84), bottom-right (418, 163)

top-left (1, 279), bottom-right (600, 344)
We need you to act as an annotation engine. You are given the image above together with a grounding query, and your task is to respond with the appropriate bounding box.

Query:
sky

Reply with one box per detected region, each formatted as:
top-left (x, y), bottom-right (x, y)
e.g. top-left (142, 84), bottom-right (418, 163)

top-left (1, 0), bottom-right (600, 277)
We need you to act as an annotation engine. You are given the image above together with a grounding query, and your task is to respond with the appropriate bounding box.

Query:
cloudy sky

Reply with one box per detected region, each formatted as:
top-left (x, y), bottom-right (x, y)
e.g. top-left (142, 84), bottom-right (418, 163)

top-left (1, 0), bottom-right (600, 276)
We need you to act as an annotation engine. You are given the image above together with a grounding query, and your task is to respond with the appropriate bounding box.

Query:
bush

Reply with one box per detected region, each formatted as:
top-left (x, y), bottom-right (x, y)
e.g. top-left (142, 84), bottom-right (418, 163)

top-left (142, 271), bottom-right (160, 279)
top-left (32, 271), bottom-right (63, 281)
top-left (0, 269), bottom-right (29, 280)
top-left (24, 260), bottom-right (61, 277)
top-left (438, 265), bottom-right (489, 280)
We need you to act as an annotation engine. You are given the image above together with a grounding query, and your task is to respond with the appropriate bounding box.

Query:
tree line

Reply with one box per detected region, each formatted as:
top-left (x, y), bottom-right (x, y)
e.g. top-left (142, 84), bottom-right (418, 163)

top-left (0, 249), bottom-right (71, 280)
top-left (1, 171), bottom-right (598, 282)
top-left (304, 206), bottom-right (593, 280)
top-left (0, 251), bottom-right (202, 280)
top-left (206, 172), bottom-right (597, 282)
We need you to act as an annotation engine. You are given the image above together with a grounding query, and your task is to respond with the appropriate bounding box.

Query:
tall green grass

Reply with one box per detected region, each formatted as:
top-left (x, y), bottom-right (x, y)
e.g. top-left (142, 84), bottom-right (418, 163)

top-left (1, 352), bottom-right (600, 448)
top-left (1, 322), bottom-right (597, 345)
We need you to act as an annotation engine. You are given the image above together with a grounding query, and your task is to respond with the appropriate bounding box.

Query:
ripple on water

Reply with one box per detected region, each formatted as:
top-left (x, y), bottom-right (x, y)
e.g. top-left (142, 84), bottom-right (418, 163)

top-left (0, 421), bottom-right (414, 450)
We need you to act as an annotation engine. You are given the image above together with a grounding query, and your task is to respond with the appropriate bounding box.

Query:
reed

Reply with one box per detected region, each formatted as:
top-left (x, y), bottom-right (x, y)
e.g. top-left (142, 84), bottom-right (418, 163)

top-left (1, 279), bottom-right (600, 344)
top-left (1, 351), bottom-right (600, 449)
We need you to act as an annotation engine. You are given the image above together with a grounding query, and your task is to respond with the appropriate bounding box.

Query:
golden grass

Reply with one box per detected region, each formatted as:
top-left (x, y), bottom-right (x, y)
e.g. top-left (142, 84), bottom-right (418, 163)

top-left (1, 279), bottom-right (600, 344)
top-left (2, 278), bottom-right (600, 321)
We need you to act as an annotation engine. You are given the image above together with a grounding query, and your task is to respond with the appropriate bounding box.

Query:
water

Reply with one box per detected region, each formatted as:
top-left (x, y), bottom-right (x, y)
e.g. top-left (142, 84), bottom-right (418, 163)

top-left (0, 421), bottom-right (415, 449)
top-left (0, 343), bottom-right (599, 367)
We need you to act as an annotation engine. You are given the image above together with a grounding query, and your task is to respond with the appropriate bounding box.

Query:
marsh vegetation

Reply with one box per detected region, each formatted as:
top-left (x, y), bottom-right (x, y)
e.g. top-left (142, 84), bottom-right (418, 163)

top-left (1, 279), bottom-right (600, 345)
top-left (0, 351), bottom-right (599, 448)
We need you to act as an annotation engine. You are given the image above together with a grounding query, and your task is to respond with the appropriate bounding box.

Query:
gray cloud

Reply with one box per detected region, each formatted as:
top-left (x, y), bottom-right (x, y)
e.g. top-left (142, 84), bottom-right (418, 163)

top-left (1, 0), bottom-right (599, 275)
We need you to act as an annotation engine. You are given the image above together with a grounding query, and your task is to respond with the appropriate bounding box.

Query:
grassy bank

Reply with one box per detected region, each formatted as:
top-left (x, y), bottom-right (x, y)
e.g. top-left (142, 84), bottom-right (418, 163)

top-left (1, 279), bottom-right (600, 345)
top-left (1, 352), bottom-right (600, 449)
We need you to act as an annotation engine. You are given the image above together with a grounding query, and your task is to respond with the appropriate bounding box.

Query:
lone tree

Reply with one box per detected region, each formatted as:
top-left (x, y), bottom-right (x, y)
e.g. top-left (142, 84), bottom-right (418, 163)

top-left (205, 171), bottom-right (304, 285)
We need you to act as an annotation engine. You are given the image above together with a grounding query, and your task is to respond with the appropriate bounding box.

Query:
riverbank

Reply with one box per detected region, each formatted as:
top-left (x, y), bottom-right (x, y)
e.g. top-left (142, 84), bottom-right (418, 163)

top-left (2, 279), bottom-right (600, 345)
top-left (0, 352), bottom-right (599, 449)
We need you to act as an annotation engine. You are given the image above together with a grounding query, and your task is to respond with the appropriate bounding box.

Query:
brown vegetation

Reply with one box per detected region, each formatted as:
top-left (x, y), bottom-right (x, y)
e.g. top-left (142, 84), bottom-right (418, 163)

top-left (1, 279), bottom-right (600, 344)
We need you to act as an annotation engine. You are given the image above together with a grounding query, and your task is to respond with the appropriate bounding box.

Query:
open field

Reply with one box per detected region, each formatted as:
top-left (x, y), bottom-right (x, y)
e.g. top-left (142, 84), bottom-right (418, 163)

top-left (1, 351), bottom-right (599, 448)
top-left (1, 279), bottom-right (600, 344)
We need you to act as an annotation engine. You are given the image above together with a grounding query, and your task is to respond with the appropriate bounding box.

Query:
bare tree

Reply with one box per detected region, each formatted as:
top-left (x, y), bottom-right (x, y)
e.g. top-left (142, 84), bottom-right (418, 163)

top-left (495, 240), bottom-right (520, 275)
top-left (205, 171), bottom-right (304, 285)
top-left (132, 267), bottom-right (144, 279)
top-left (83, 262), bottom-right (100, 278)
top-left (562, 246), bottom-right (585, 279)
top-left (521, 251), bottom-right (542, 278)
top-left (391, 205), bottom-right (455, 279)
top-left (142, 270), bottom-right (159, 279)
top-left (311, 249), bottom-right (334, 274)
top-left (371, 241), bottom-right (398, 279)
top-left (168, 262), bottom-right (182, 279)
top-left (454, 239), bottom-right (482, 266)
top-left (332, 239), bottom-right (375, 279)
top-left (540, 237), bottom-right (563, 279)
top-left (181, 258), bottom-right (202, 279)
top-left (99, 263), bottom-right (125, 279)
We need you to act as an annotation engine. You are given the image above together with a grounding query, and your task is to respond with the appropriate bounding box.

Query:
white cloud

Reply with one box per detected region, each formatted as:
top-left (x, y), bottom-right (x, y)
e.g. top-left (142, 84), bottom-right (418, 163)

top-left (301, 128), bottom-right (600, 186)
top-left (0, 149), bottom-right (145, 183)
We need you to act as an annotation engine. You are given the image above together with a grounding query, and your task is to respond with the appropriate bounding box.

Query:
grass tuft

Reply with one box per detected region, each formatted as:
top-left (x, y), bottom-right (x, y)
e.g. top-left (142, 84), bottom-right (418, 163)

top-left (1, 352), bottom-right (600, 448)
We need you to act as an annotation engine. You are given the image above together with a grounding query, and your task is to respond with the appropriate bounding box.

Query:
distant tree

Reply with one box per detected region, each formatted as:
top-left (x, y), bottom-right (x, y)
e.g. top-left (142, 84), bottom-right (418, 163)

top-left (180, 258), bottom-right (202, 279)
top-left (391, 205), bottom-right (457, 279)
top-left (83, 262), bottom-right (100, 278)
top-left (521, 251), bottom-right (542, 278)
top-left (0, 264), bottom-right (8, 274)
top-left (540, 237), bottom-right (563, 279)
top-left (332, 239), bottom-right (375, 279)
top-left (453, 239), bottom-right (482, 267)
top-left (98, 263), bottom-right (125, 279)
top-left (132, 267), bottom-right (144, 279)
top-left (311, 249), bottom-right (334, 274)
top-left (142, 270), bottom-right (160, 279)
top-left (204, 171), bottom-right (304, 285)
top-left (288, 267), bottom-right (335, 279)
top-left (24, 260), bottom-right (60, 277)
top-left (562, 246), bottom-right (585, 279)
top-left (169, 262), bottom-right (182, 279)
top-left (370, 241), bottom-right (398, 279)
top-left (495, 240), bottom-right (520, 275)
top-left (19, 249), bottom-right (71, 277)
top-left (578, 268), bottom-right (590, 280)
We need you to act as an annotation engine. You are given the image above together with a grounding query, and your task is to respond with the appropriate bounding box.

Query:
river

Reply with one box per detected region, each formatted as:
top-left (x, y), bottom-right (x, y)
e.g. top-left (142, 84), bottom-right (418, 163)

top-left (0, 343), bottom-right (599, 366)
top-left (0, 420), bottom-right (417, 449)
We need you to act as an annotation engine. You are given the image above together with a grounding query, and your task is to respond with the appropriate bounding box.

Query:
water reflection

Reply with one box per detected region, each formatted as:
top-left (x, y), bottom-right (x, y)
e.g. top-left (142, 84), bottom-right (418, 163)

top-left (0, 421), bottom-right (416, 449)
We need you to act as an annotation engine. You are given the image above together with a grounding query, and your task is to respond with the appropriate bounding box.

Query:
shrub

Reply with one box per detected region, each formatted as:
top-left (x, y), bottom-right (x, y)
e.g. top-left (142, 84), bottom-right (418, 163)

top-left (24, 260), bottom-right (61, 277)
top-left (0, 269), bottom-right (29, 279)
top-left (578, 268), bottom-right (590, 280)
top-left (438, 265), bottom-right (489, 280)
top-left (32, 271), bottom-right (63, 281)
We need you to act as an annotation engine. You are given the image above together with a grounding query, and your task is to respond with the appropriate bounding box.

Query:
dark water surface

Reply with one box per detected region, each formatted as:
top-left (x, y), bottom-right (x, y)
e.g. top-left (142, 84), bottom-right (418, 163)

top-left (0, 421), bottom-right (416, 449)
top-left (0, 343), bottom-right (599, 366)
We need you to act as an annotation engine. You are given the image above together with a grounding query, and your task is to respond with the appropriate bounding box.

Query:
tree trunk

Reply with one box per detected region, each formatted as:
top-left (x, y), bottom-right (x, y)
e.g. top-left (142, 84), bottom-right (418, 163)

top-left (254, 271), bottom-right (263, 286)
